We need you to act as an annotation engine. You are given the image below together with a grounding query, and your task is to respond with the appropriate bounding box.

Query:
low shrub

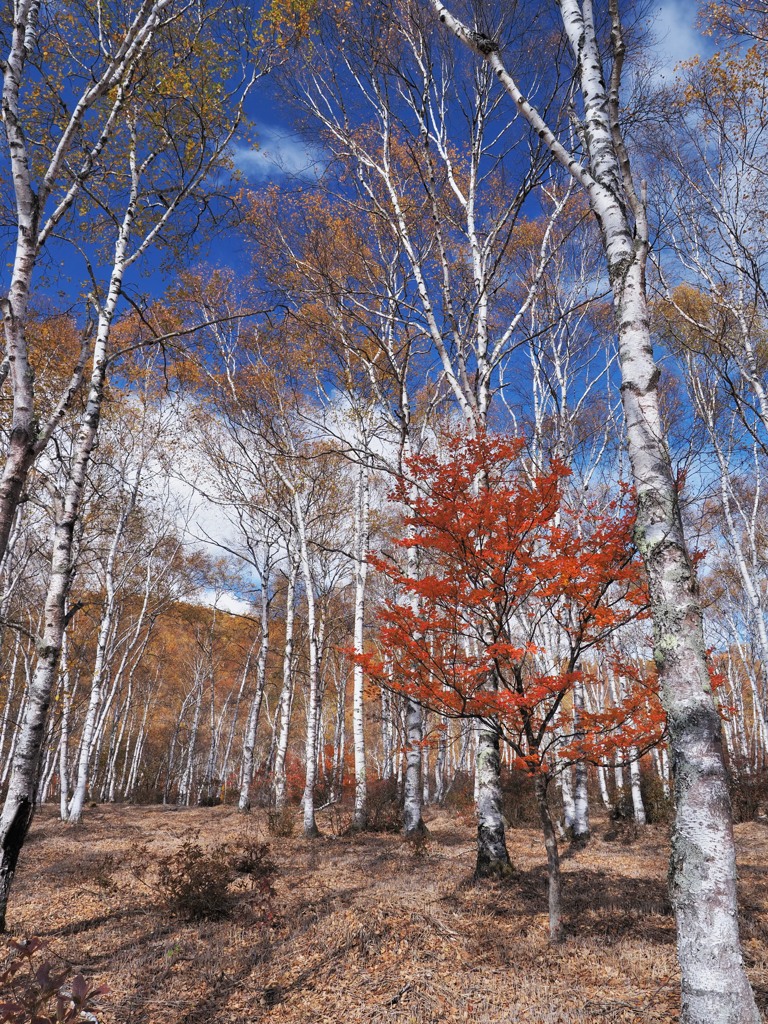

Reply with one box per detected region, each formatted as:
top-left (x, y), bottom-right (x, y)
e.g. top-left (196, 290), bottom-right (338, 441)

top-left (366, 778), bottom-right (403, 833)
top-left (728, 766), bottom-right (768, 824)
top-left (230, 839), bottom-right (277, 923)
top-left (157, 840), bottom-right (234, 921)
top-left (640, 772), bottom-right (673, 825)
top-left (325, 803), bottom-right (354, 837)
top-left (267, 807), bottom-right (295, 838)
top-left (500, 768), bottom-right (541, 828)
top-left (0, 937), bottom-right (107, 1023)
top-left (156, 835), bottom-right (277, 922)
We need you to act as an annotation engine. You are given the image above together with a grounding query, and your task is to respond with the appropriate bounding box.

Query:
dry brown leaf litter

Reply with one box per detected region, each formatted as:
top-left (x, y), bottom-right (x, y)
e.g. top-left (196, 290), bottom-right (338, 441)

top-left (2, 805), bottom-right (767, 1023)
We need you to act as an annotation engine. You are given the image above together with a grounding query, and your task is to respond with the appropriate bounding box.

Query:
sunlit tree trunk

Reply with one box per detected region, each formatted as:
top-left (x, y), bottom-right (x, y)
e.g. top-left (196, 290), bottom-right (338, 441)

top-left (352, 459), bottom-right (370, 828)
top-left (220, 640), bottom-right (255, 801)
top-left (179, 673), bottom-right (202, 807)
top-left (403, 696), bottom-right (425, 835)
top-left (0, 365), bottom-right (100, 921)
top-left (298, 511), bottom-right (321, 838)
top-left (68, 494), bottom-right (134, 823)
top-left (239, 577), bottom-right (271, 811)
top-left (559, 763), bottom-right (576, 833)
top-left (572, 680), bottom-right (590, 842)
top-left (273, 561), bottom-right (297, 812)
top-left (430, 0), bottom-right (760, 1016)
top-left (629, 749), bottom-right (647, 825)
top-left (58, 633), bottom-right (72, 820)
top-left (475, 718), bottom-right (511, 877)
top-left (124, 697), bottom-right (150, 800)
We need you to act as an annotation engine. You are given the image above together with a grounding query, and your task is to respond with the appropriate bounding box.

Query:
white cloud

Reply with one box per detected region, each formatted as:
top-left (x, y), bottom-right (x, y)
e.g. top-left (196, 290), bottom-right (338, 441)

top-left (198, 589), bottom-right (254, 617)
top-left (651, 1), bottom-right (709, 81)
top-left (232, 127), bottom-right (325, 182)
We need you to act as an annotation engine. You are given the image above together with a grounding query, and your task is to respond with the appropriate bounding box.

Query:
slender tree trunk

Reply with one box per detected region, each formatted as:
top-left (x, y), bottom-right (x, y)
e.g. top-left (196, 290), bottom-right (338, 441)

top-left (273, 563), bottom-right (296, 811)
top-left (421, 739), bottom-right (430, 806)
top-left (630, 749), bottom-right (647, 825)
top-left (105, 677), bottom-right (134, 803)
top-left (380, 670), bottom-right (394, 780)
top-left (352, 460), bottom-right (370, 829)
top-left (559, 764), bottom-right (576, 834)
top-left (1, 684), bottom-right (27, 789)
top-left (238, 584), bottom-right (270, 811)
top-left (596, 765), bottom-right (612, 811)
top-left (220, 640), bottom-right (255, 800)
top-left (571, 679), bottom-right (590, 841)
top-left (298, 518), bottom-right (321, 838)
top-left (535, 772), bottom-right (563, 943)
top-left (58, 634), bottom-right (72, 820)
top-left (68, 539), bottom-right (121, 822)
top-left (434, 715), bottom-right (447, 804)
top-left (428, 3), bottom-right (760, 1016)
top-left (179, 679), bottom-right (202, 807)
top-left (330, 673), bottom-right (346, 802)
top-left (38, 739), bottom-right (57, 806)
top-left (124, 700), bottom-right (149, 800)
top-left (0, 293), bottom-right (117, 930)
top-left (0, 633), bottom-right (20, 771)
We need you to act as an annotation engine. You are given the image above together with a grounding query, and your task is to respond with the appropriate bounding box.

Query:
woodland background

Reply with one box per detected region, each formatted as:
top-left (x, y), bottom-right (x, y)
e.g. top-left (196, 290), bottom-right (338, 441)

top-left (1, 0), bottom-right (768, 1021)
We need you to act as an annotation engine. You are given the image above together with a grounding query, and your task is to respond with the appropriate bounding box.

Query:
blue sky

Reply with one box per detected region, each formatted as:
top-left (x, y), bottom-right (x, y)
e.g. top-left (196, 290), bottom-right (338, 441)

top-left (199, 0), bottom-right (712, 284)
top-left (19, 1), bottom-right (709, 313)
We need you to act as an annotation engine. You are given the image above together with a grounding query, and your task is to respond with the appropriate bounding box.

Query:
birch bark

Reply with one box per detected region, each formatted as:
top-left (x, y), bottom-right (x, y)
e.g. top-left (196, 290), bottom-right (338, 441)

top-left (68, 486), bottom-right (138, 823)
top-left (0, 168), bottom-right (136, 926)
top-left (352, 459), bottom-right (370, 828)
top-left (0, 0), bottom-right (177, 566)
top-left (273, 560), bottom-right (297, 812)
top-left (429, 0), bottom-right (760, 1015)
top-left (239, 569), bottom-right (272, 811)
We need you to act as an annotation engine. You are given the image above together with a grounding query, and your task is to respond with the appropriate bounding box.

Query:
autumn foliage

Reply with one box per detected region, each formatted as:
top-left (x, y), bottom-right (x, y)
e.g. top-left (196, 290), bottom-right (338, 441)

top-left (360, 433), bottom-right (662, 775)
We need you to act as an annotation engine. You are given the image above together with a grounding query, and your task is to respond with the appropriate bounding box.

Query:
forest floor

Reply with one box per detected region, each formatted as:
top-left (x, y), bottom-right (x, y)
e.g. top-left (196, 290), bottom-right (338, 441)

top-left (3, 803), bottom-right (768, 1023)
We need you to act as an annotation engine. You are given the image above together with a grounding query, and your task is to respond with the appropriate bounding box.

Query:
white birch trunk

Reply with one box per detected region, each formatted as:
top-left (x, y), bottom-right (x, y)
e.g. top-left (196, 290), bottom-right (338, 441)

top-left (597, 765), bottom-right (612, 811)
top-left (220, 640), bottom-right (256, 800)
top-left (572, 681), bottom-right (590, 841)
top-left (58, 633), bottom-right (71, 820)
top-left (352, 460), bottom-right (370, 829)
top-left (238, 581), bottom-right (270, 811)
top-left (0, 633), bottom-right (20, 772)
top-left (179, 677), bottom-right (202, 807)
top-left (630, 749), bottom-right (647, 825)
top-left (0, 181), bottom-right (134, 926)
top-left (474, 718), bottom-right (511, 876)
top-left (434, 715), bottom-right (447, 804)
top-left (430, 1), bottom-right (760, 1013)
top-left (124, 699), bottom-right (149, 800)
top-left (403, 696), bottom-right (425, 835)
top-left (560, 764), bottom-right (576, 832)
top-left (298, 512), bottom-right (321, 838)
top-left (67, 502), bottom-right (130, 822)
top-left (0, 0), bottom-right (172, 570)
top-left (273, 562), bottom-right (297, 811)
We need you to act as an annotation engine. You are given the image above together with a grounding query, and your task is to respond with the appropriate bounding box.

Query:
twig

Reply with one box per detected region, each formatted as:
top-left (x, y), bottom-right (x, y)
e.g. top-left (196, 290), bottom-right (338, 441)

top-left (386, 983), bottom-right (412, 1006)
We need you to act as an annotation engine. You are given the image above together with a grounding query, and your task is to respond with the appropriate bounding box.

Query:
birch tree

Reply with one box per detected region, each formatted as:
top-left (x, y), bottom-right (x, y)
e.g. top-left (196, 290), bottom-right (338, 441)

top-left (274, 0), bottom-right (591, 871)
top-left (0, 2), bottom-right (265, 931)
top-left (428, 0), bottom-right (759, 1017)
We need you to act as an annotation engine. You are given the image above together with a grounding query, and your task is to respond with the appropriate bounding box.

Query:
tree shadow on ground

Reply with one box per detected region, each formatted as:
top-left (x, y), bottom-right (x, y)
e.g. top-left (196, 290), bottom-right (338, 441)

top-left (445, 863), bottom-right (675, 946)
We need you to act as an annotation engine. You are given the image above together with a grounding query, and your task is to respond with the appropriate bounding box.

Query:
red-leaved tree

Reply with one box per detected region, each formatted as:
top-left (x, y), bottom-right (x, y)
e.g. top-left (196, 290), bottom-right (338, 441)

top-left (360, 433), bottom-right (660, 940)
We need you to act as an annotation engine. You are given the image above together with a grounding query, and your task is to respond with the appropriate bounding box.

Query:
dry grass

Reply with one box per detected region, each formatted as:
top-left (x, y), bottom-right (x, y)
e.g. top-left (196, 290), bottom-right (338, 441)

top-left (4, 804), bottom-right (768, 1023)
